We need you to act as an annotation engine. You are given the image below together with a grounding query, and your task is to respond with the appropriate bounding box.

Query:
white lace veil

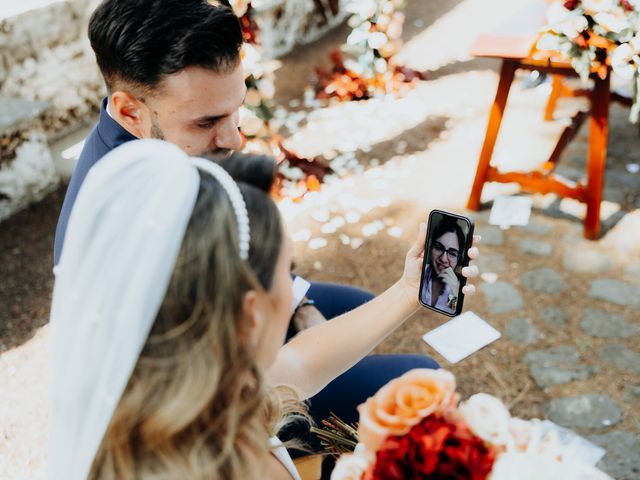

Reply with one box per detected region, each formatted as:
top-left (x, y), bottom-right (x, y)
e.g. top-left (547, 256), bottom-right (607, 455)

top-left (49, 139), bottom-right (241, 479)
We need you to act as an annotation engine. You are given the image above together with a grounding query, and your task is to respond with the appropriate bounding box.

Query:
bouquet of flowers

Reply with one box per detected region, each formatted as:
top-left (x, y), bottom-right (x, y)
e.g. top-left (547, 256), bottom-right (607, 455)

top-left (535, 0), bottom-right (640, 121)
top-left (329, 369), bottom-right (612, 480)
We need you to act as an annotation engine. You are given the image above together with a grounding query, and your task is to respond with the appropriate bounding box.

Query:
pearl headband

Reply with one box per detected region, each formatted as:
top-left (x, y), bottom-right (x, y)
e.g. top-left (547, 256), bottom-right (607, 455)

top-left (190, 157), bottom-right (251, 260)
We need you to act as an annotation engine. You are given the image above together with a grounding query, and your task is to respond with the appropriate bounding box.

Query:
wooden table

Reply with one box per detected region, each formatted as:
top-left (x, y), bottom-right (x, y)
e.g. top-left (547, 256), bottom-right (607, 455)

top-left (466, 30), bottom-right (614, 239)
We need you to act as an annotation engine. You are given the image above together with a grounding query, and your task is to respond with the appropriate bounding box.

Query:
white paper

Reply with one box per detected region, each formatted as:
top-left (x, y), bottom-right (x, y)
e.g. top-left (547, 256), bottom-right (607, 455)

top-left (291, 276), bottom-right (311, 313)
top-left (422, 311), bottom-right (501, 364)
top-left (489, 196), bottom-right (532, 227)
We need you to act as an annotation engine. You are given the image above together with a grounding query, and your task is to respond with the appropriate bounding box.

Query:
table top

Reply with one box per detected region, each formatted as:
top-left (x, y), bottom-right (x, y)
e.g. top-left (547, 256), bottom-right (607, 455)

top-left (469, 1), bottom-right (577, 71)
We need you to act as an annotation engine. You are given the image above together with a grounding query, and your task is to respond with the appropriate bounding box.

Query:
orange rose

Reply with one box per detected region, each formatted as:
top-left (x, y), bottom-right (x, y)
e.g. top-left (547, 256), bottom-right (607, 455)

top-left (356, 369), bottom-right (458, 452)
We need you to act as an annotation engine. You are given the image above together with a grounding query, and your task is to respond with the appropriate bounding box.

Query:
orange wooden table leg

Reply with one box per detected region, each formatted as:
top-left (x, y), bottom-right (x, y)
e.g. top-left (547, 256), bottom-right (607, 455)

top-left (584, 73), bottom-right (610, 239)
top-left (467, 60), bottom-right (517, 210)
top-left (544, 75), bottom-right (563, 121)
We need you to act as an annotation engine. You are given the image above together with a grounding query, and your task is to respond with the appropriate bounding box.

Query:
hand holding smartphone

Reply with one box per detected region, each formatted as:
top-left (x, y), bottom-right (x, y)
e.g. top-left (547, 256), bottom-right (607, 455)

top-left (418, 209), bottom-right (475, 317)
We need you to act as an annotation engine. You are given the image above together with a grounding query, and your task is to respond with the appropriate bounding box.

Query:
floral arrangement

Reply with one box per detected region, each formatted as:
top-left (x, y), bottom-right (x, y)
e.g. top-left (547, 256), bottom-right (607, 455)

top-left (216, 0), bottom-right (332, 199)
top-left (315, 0), bottom-right (426, 102)
top-left (217, 0), bottom-right (427, 199)
top-left (535, 0), bottom-right (640, 121)
top-left (328, 369), bottom-right (612, 480)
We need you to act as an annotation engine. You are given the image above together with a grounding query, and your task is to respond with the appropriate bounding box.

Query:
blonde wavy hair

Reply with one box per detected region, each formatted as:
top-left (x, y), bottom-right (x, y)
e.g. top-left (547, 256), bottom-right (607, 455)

top-left (89, 160), bottom-right (309, 479)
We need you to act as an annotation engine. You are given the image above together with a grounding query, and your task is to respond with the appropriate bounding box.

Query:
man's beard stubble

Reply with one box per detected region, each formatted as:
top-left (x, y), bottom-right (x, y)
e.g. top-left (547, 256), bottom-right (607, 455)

top-left (149, 114), bottom-right (165, 141)
top-left (150, 114), bottom-right (232, 158)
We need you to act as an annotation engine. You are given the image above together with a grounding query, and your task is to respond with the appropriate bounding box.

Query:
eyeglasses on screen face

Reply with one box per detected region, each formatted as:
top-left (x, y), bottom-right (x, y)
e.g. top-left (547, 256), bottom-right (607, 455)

top-left (432, 241), bottom-right (459, 261)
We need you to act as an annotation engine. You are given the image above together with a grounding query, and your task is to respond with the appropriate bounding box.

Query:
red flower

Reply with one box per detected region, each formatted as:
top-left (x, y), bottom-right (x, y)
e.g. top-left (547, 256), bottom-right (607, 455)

top-left (621, 0), bottom-right (634, 12)
top-left (563, 0), bottom-right (580, 10)
top-left (370, 415), bottom-right (496, 479)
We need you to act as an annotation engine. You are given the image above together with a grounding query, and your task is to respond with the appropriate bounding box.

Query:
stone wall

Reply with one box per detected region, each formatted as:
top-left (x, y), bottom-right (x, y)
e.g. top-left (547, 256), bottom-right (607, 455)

top-left (0, 0), bottom-right (104, 140)
top-left (255, 0), bottom-right (347, 58)
top-left (0, 0), bottom-right (103, 222)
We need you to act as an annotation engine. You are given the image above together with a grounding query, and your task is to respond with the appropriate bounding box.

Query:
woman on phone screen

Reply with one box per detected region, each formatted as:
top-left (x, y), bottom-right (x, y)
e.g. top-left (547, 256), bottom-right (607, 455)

top-left (420, 217), bottom-right (466, 314)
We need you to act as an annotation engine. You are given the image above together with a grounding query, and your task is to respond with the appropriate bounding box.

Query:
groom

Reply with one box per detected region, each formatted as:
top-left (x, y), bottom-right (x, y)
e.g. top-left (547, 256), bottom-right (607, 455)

top-left (54, 0), bottom-right (439, 442)
top-left (54, 0), bottom-right (377, 325)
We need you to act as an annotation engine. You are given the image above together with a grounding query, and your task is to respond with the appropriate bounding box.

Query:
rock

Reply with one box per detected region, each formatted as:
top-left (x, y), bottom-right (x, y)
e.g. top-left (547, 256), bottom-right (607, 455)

top-left (588, 279), bottom-right (640, 309)
top-left (521, 268), bottom-right (566, 294)
top-left (0, 97), bottom-right (50, 135)
top-left (506, 318), bottom-right (542, 345)
top-left (472, 253), bottom-right (507, 273)
top-left (599, 344), bottom-right (640, 374)
top-left (601, 209), bottom-right (640, 260)
top-left (588, 431), bottom-right (640, 480)
top-left (480, 281), bottom-right (524, 313)
top-left (623, 385), bottom-right (640, 403)
top-left (475, 226), bottom-right (504, 246)
top-left (524, 346), bottom-right (598, 388)
top-left (518, 238), bottom-right (553, 257)
top-left (519, 221), bottom-right (552, 235)
top-left (580, 309), bottom-right (638, 338)
top-left (624, 260), bottom-right (640, 282)
top-left (563, 246), bottom-right (612, 274)
top-left (545, 394), bottom-right (622, 429)
top-left (539, 306), bottom-right (567, 328)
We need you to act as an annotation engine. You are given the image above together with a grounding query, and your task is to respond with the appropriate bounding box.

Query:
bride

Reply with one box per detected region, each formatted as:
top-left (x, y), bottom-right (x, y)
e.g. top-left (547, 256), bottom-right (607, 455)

top-left (49, 140), bottom-right (478, 479)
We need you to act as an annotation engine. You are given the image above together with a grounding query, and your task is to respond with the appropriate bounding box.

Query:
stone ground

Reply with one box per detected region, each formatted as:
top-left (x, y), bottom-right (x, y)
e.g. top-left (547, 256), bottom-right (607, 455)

top-left (1, 0), bottom-right (640, 478)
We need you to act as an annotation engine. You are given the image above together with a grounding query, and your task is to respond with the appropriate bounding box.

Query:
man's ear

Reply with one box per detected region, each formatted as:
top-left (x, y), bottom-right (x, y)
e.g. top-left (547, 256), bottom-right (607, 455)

top-left (110, 90), bottom-right (149, 138)
top-left (240, 289), bottom-right (263, 347)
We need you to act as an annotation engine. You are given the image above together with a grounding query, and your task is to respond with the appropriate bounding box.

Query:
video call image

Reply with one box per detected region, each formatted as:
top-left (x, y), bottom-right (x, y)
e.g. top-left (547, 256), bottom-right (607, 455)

top-left (420, 212), bottom-right (470, 315)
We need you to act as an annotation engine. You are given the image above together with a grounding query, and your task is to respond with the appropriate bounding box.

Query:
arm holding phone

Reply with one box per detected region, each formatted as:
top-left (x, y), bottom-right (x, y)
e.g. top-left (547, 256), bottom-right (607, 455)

top-left (267, 222), bottom-right (479, 400)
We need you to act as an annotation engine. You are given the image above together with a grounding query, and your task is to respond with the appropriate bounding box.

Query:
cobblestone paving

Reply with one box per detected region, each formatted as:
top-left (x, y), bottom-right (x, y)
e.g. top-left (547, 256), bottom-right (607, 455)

top-left (468, 213), bottom-right (640, 479)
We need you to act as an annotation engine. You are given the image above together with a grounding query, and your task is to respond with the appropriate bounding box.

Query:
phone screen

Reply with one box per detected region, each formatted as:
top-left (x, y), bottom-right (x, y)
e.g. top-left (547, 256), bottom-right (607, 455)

top-left (418, 210), bottom-right (474, 317)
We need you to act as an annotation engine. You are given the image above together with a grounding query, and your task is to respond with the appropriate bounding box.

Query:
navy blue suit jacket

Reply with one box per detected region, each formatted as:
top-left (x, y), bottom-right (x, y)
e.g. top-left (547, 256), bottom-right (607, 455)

top-left (53, 98), bottom-right (136, 264)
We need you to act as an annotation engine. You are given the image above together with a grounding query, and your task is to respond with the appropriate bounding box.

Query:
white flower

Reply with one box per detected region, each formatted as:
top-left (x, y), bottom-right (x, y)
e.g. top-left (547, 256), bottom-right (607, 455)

top-left (367, 31), bottom-right (388, 50)
top-left (330, 446), bottom-right (373, 480)
top-left (238, 106), bottom-right (264, 137)
top-left (229, 0), bottom-right (250, 17)
top-left (594, 11), bottom-right (631, 34)
top-left (537, 33), bottom-right (563, 52)
top-left (629, 33), bottom-right (640, 51)
top-left (612, 43), bottom-right (637, 79)
top-left (459, 393), bottom-right (512, 446)
top-left (244, 88), bottom-right (262, 108)
top-left (347, 26), bottom-right (370, 46)
top-left (547, 3), bottom-right (589, 38)
top-left (241, 44), bottom-right (262, 78)
top-left (256, 79), bottom-right (275, 99)
top-left (582, 0), bottom-right (617, 14)
top-left (345, 0), bottom-right (378, 19)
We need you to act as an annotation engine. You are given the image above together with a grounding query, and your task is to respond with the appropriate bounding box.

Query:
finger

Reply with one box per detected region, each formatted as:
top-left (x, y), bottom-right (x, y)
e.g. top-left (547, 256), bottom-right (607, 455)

top-left (472, 234), bottom-right (481, 246)
top-left (461, 265), bottom-right (479, 278)
top-left (408, 222), bottom-right (428, 258)
top-left (462, 284), bottom-right (476, 295)
top-left (467, 247), bottom-right (480, 260)
top-left (438, 270), bottom-right (453, 281)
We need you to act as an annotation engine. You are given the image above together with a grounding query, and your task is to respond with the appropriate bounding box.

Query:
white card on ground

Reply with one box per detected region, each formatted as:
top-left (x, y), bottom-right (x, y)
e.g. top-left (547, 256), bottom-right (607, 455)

top-left (489, 195), bottom-right (532, 227)
top-left (422, 311), bottom-right (501, 364)
top-left (291, 276), bottom-right (311, 313)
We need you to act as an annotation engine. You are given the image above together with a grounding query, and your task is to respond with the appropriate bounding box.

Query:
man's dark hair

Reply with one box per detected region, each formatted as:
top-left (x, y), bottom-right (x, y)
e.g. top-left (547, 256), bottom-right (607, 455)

top-left (89, 0), bottom-right (243, 92)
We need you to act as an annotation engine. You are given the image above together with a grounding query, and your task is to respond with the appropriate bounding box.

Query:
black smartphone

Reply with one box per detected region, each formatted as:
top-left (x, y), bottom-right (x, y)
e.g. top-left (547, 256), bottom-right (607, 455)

top-left (418, 209), bottom-right (475, 317)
